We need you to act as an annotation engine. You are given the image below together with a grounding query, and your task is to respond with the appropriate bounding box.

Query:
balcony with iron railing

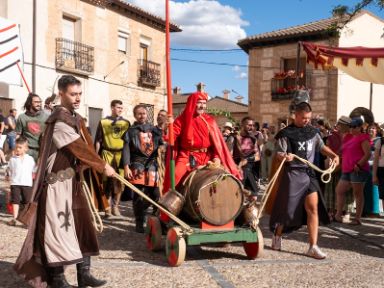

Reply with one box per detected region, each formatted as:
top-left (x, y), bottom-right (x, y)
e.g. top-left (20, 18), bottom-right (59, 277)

top-left (271, 71), bottom-right (310, 101)
top-left (138, 59), bottom-right (161, 88)
top-left (55, 38), bottom-right (94, 75)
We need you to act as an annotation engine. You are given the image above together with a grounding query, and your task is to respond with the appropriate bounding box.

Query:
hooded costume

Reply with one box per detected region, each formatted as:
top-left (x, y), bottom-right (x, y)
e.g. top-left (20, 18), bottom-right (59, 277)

top-left (160, 92), bottom-right (241, 222)
top-left (163, 91), bottom-right (241, 193)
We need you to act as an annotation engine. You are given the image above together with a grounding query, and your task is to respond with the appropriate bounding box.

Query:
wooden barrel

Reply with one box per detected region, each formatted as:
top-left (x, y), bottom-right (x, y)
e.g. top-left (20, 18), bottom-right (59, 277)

top-left (180, 168), bottom-right (243, 226)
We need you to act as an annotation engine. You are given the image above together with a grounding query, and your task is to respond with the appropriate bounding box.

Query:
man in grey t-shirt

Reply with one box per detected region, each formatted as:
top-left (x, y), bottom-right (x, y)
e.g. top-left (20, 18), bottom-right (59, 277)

top-left (15, 93), bottom-right (48, 161)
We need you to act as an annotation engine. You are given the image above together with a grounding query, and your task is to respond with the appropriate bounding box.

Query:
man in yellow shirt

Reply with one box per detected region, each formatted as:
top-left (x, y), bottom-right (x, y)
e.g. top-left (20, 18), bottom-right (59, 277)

top-left (95, 100), bottom-right (130, 217)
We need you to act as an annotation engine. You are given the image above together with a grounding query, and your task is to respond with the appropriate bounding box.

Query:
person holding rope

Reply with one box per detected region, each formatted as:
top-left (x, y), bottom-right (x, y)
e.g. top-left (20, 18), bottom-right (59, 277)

top-left (14, 75), bottom-right (115, 288)
top-left (270, 90), bottom-right (339, 259)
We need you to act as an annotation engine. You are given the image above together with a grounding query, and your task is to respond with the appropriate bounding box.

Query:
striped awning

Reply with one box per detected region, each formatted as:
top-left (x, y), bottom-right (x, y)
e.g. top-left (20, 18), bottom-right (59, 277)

top-left (302, 41), bottom-right (384, 84)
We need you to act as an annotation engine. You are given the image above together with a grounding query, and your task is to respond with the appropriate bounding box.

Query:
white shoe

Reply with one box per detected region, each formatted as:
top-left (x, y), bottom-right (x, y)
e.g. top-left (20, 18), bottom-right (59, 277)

top-left (271, 235), bottom-right (282, 251)
top-left (307, 245), bottom-right (326, 260)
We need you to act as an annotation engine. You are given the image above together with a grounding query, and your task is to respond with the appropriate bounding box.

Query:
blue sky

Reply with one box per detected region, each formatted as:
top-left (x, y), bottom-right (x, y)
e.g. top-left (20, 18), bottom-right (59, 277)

top-left (127, 0), bottom-right (383, 102)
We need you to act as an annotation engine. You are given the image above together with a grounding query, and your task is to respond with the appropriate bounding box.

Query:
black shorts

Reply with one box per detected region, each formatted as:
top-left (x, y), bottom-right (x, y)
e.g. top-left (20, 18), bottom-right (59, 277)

top-left (307, 175), bottom-right (321, 195)
top-left (10, 185), bottom-right (33, 205)
top-left (378, 167), bottom-right (384, 200)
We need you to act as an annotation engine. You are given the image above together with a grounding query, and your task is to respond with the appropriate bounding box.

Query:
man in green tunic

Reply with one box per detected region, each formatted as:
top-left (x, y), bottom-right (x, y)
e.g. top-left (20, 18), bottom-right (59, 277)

top-left (15, 93), bottom-right (48, 161)
top-left (95, 100), bottom-right (130, 217)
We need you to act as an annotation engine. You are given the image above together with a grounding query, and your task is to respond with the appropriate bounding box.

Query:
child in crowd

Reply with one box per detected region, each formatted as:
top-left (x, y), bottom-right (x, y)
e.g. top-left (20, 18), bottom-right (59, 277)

top-left (6, 136), bottom-right (36, 226)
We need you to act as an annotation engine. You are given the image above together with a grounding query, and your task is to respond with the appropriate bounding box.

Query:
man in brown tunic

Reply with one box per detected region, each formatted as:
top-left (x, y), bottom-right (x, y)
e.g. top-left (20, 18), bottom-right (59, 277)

top-left (14, 75), bottom-right (115, 288)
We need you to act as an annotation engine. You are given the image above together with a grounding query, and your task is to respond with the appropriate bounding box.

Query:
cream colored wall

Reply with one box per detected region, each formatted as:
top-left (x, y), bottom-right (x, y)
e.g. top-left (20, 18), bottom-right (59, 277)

top-left (338, 13), bottom-right (384, 124)
top-left (105, 9), bottom-right (167, 121)
top-left (0, 1), bottom-right (8, 18)
top-left (3, 0), bottom-right (167, 123)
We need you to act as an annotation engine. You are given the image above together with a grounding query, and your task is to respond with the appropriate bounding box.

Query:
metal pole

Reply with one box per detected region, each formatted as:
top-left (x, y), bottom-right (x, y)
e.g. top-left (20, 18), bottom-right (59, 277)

top-left (165, 0), bottom-right (175, 190)
top-left (369, 83), bottom-right (373, 111)
top-left (32, 0), bottom-right (36, 92)
top-left (16, 62), bottom-right (31, 93)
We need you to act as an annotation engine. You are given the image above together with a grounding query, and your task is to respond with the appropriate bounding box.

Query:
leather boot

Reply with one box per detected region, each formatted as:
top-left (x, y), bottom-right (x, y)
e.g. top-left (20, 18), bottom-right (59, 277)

top-left (49, 266), bottom-right (72, 288)
top-left (104, 207), bottom-right (112, 218)
top-left (111, 206), bottom-right (121, 216)
top-left (77, 256), bottom-right (107, 288)
top-left (112, 182), bottom-right (122, 216)
top-left (135, 220), bottom-right (144, 233)
top-left (133, 193), bottom-right (145, 233)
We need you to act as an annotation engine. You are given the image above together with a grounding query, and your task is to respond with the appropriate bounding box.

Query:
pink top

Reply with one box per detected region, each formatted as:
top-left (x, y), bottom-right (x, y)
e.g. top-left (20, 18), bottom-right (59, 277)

top-left (342, 133), bottom-right (370, 173)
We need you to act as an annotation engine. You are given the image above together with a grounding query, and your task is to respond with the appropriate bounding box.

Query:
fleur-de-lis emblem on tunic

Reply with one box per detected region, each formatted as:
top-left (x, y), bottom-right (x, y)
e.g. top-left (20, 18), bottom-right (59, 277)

top-left (57, 200), bottom-right (71, 232)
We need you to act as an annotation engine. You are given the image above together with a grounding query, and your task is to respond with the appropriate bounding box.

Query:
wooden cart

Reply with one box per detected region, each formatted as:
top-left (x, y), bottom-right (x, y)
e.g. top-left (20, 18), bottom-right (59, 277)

top-left (145, 216), bottom-right (264, 267)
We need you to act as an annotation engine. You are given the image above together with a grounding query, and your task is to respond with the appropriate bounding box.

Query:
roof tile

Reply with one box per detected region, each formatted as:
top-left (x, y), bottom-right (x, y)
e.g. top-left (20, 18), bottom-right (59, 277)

top-left (238, 16), bottom-right (339, 50)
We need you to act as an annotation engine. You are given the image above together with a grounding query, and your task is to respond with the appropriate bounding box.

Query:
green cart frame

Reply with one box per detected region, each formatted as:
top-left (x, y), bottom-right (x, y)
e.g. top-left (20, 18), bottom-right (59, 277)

top-left (145, 216), bottom-right (264, 267)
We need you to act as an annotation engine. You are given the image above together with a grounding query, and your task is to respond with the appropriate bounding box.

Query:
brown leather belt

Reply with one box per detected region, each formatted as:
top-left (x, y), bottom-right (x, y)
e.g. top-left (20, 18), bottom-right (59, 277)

top-left (103, 148), bottom-right (123, 152)
top-left (188, 148), bottom-right (208, 153)
top-left (46, 167), bottom-right (75, 184)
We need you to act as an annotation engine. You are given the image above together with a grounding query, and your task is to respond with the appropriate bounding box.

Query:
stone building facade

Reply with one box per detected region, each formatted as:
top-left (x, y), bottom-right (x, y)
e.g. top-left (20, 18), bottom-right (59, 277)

top-left (0, 0), bottom-right (180, 136)
top-left (238, 11), bottom-right (384, 126)
top-left (246, 40), bottom-right (338, 126)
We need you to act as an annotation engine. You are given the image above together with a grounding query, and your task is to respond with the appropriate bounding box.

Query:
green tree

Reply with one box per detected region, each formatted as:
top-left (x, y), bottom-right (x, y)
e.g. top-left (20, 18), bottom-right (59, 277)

top-left (206, 108), bottom-right (238, 126)
top-left (333, 0), bottom-right (384, 24)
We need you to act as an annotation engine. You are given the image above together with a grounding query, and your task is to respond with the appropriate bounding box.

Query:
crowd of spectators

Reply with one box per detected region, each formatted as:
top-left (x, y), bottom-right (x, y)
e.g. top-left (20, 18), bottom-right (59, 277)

top-left (220, 114), bottom-right (384, 223)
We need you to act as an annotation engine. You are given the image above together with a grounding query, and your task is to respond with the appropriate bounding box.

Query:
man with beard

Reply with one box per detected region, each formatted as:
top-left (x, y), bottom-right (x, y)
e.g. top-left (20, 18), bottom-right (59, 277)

top-left (233, 117), bottom-right (263, 199)
top-left (14, 75), bottom-right (115, 288)
top-left (161, 91), bottom-right (241, 222)
top-left (270, 90), bottom-right (339, 259)
top-left (95, 100), bottom-right (130, 217)
top-left (122, 105), bottom-right (163, 233)
top-left (156, 109), bottom-right (168, 142)
top-left (16, 93), bottom-right (48, 161)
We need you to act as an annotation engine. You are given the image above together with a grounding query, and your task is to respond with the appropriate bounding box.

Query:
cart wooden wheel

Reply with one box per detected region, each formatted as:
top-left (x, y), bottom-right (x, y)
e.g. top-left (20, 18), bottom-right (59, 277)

top-left (243, 226), bottom-right (264, 259)
top-left (145, 216), bottom-right (163, 251)
top-left (165, 227), bottom-right (186, 267)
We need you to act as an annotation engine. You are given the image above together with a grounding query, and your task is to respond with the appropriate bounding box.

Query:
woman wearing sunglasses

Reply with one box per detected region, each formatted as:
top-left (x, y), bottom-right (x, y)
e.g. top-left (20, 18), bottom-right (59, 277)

top-left (334, 117), bottom-right (371, 225)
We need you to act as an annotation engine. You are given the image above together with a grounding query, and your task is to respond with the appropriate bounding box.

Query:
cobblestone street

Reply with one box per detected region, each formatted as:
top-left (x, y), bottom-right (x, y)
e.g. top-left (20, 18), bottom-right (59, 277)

top-left (1, 167), bottom-right (384, 288)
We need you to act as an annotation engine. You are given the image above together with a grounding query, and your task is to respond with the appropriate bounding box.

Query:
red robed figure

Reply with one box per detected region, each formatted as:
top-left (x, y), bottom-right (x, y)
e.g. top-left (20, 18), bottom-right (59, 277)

top-left (161, 92), bottom-right (241, 222)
